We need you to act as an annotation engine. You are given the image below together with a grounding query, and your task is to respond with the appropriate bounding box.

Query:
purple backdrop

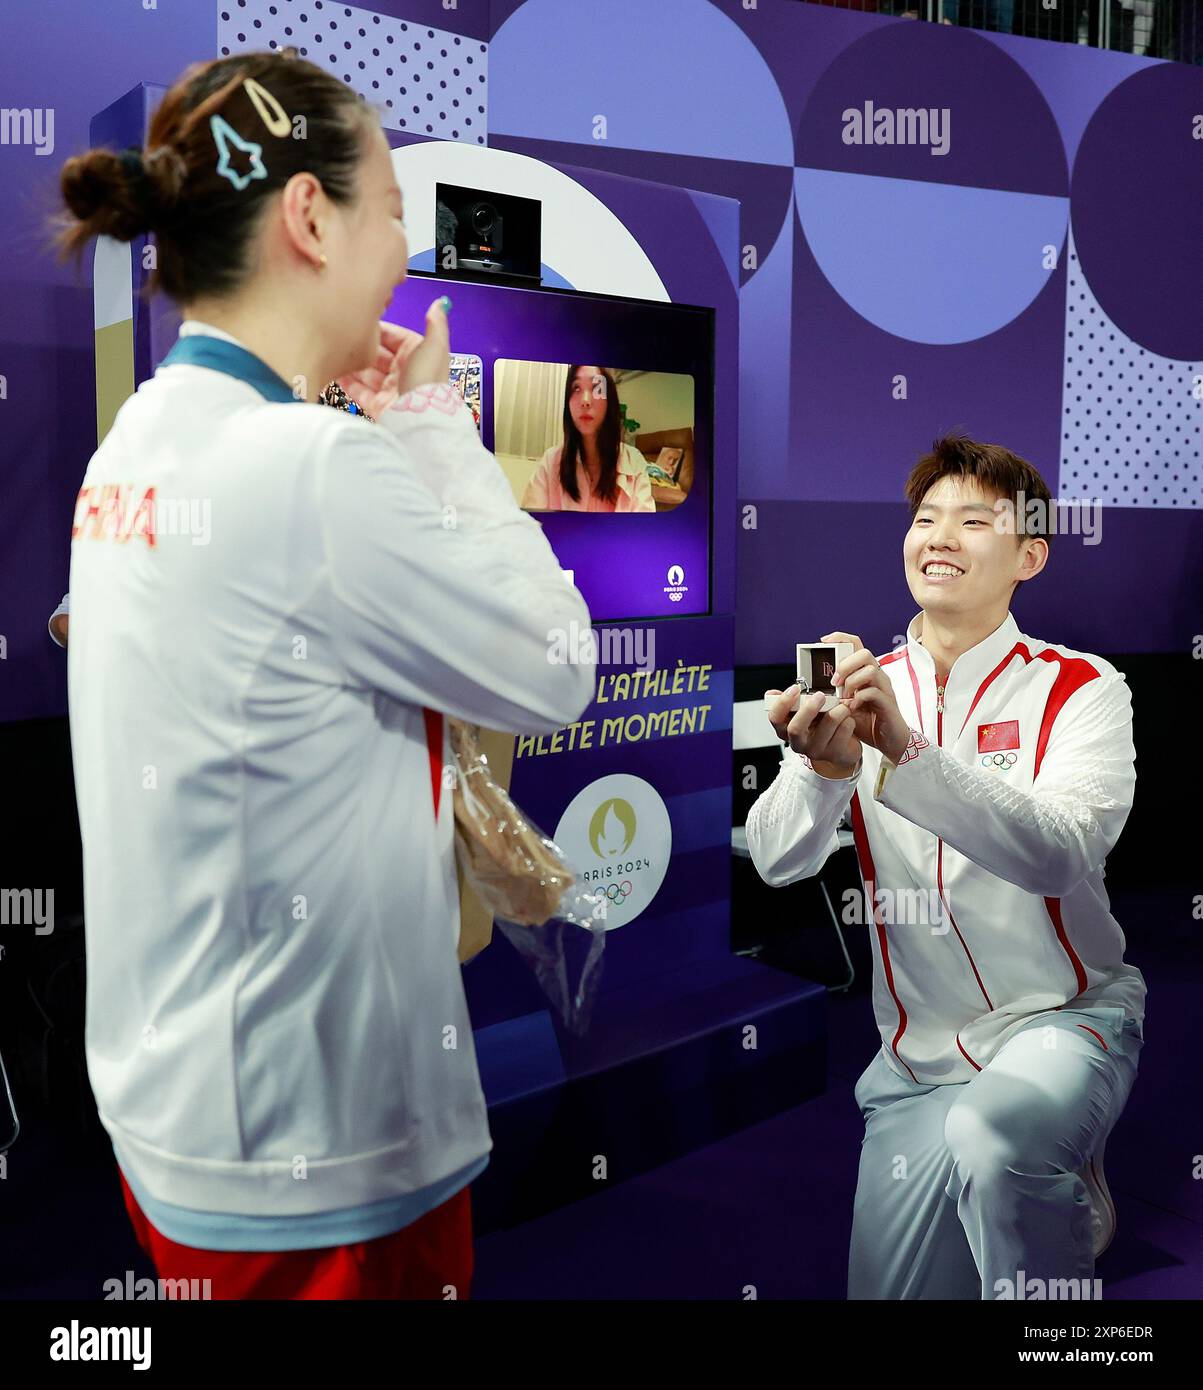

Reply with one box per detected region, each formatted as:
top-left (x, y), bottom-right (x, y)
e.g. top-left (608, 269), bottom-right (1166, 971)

top-left (4, 0), bottom-right (1201, 728)
top-left (0, 0), bottom-right (487, 722)
top-left (49, 39), bottom-right (744, 1023)
top-left (486, 0), bottom-right (1203, 663)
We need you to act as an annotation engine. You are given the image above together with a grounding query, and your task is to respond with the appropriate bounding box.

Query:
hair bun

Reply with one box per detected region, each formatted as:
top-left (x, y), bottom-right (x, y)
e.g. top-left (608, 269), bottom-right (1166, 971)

top-left (141, 144), bottom-right (188, 213)
top-left (60, 147), bottom-right (151, 242)
top-left (59, 142), bottom-right (187, 244)
top-left (56, 50), bottom-right (369, 300)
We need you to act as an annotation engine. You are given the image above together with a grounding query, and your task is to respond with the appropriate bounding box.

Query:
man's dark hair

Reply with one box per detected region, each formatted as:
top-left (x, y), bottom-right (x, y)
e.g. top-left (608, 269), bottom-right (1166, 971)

top-left (904, 432), bottom-right (1054, 560)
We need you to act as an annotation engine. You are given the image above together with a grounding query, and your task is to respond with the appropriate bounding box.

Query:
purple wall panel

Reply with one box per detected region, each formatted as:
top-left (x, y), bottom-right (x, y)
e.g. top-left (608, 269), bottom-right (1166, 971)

top-left (488, 0), bottom-right (1203, 661)
top-left (738, 501), bottom-right (1203, 665)
top-left (0, 0), bottom-right (217, 723)
top-left (218, 0), bottom-right (489, 141)
top-left (0, 0), bottom-right (485, 723)
top-left (3, 0), bottom-right (1200, 728)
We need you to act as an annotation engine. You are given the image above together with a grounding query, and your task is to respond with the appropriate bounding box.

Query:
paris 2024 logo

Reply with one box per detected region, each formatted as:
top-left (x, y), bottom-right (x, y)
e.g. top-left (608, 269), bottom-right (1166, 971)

top-left (554, 775), bottom-right (672, 930)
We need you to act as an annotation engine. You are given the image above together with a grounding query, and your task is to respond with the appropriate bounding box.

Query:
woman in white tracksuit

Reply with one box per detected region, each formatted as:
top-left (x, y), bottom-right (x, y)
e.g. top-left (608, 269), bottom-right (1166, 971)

top-left (749, 436), bottom-right (1145, 1300)
top-left (56, 50), bottom-right (594, 1298)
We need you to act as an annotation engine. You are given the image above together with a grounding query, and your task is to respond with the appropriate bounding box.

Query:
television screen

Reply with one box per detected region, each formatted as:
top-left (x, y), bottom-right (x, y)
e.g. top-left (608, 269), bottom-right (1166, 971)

top-left (384, 272), bottom-right (714, 622)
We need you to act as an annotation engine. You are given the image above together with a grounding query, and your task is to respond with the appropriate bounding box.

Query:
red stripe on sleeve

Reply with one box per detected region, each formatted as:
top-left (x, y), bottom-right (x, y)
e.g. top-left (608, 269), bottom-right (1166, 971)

top-left (1031, 651), bottom-right (1100, 778)
top-left (423, 708), bottom-right (444, 821)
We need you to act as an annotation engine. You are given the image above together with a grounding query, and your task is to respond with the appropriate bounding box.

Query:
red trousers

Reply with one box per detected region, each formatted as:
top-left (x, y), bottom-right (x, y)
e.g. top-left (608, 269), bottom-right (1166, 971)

top-left (118, 1168), bottom-right (474, 1300)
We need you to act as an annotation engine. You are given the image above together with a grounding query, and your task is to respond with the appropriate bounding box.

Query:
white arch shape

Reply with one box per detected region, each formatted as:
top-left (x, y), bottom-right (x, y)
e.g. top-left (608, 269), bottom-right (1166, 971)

top-left (390, 141), bottom-right (669, 302)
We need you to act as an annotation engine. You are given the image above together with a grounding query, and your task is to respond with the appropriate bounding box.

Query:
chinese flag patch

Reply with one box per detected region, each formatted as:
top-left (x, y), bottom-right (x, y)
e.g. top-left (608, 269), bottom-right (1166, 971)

top-left (978, 720), bottom-right (1020, 753)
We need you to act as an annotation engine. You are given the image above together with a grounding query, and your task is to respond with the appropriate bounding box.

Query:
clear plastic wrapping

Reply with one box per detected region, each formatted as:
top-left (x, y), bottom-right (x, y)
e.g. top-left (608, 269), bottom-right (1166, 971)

top-left (449, 719), bottom-right (607, 1032)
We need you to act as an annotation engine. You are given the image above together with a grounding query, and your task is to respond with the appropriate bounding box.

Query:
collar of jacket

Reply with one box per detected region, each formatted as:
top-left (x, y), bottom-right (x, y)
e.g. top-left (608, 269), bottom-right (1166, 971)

top-left (161, 330), bottom-right (300, 405)
top-left (904, 609), bottom-right (1023, 704)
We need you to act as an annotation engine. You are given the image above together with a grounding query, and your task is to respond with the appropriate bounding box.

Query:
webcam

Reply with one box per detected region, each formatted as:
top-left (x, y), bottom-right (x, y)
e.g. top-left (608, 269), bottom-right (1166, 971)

top-left (435, 182), bottom-right (542, 287)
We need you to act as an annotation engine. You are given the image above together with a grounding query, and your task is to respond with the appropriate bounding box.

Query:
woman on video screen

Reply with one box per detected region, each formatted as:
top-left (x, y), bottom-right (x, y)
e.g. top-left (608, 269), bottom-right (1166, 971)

top-left (520, 364), bottom-right (656, 513)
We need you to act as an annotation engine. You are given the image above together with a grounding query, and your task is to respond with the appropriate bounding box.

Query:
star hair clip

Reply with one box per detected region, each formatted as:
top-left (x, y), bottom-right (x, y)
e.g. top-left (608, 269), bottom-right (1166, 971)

top-left (211, 77), bottom-right (292, 192)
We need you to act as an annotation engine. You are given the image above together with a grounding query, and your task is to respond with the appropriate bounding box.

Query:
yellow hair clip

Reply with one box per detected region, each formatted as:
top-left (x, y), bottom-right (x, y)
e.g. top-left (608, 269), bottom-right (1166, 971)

top-left (243, 77), bottom-right (291, 138)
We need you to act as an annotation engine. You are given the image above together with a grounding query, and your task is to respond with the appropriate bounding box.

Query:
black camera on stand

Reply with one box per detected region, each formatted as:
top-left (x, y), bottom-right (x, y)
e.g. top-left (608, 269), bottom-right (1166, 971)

top-left (435, 182), bottom-right (542, 288)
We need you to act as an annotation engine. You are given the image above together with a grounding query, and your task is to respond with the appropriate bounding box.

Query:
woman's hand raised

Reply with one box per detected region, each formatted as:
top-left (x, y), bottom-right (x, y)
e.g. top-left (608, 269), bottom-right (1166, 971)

top-left (334, 299), bottom-right (451, 417)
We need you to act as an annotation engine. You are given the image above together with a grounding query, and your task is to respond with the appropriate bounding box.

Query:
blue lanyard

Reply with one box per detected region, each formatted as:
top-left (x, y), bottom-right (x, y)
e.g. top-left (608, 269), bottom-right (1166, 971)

top-left (161, 333), bottom-right (299, 404)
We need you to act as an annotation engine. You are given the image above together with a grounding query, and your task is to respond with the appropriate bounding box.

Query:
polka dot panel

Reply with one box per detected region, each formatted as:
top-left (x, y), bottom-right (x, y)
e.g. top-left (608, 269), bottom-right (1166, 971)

top-left (217, 0), bottom-right (488, 143)
top-left (1060, 227), bottom-right (1202, 509)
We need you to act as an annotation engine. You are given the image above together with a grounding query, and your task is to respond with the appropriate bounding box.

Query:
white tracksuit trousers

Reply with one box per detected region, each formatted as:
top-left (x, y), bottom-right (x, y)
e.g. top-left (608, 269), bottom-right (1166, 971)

top-left (847, 1005), bottom-right (1143, 1300)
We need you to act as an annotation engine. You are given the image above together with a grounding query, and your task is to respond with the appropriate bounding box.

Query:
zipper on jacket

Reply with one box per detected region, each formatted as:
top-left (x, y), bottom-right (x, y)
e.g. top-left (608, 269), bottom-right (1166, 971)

top-left (933, 672), bottom-right (992, 1012)
top-left (936, 675), bottom-right (945, 919)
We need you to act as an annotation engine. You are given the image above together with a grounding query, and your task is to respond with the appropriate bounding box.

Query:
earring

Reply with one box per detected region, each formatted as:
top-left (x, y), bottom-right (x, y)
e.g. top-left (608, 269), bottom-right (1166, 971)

top-left (318, 253), bottom-right (327, 270)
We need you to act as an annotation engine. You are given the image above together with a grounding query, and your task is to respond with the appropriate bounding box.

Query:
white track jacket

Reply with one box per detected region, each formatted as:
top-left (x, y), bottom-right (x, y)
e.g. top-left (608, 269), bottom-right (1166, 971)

top-left (68, 324), bottom-right (595, 1233)
top-left (746, 612), bottom-right (1146, 1084)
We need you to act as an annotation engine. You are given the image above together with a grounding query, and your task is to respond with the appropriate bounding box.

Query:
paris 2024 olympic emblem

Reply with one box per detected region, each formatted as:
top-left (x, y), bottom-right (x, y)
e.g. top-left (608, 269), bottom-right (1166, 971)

top-left (554, 775), bottom-right (672, 930)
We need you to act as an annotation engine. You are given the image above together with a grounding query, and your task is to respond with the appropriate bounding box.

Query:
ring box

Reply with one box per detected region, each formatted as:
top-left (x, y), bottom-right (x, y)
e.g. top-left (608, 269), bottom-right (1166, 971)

top-left (795, 641), bottom-right (855, 714)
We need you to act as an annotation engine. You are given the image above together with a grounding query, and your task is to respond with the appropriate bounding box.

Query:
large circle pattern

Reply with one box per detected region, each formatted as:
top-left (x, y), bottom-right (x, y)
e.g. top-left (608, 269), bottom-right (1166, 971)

top-left (1070, 64), bottom-right (1203, 361)
top-left (793, 23), bottom-right (1067, 345)
top-left (489, 0), bottom-right (794, 166)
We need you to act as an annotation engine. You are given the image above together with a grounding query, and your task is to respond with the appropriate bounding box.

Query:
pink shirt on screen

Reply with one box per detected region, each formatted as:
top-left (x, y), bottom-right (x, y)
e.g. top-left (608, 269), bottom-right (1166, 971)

top-left (520, 443), bottom-right (656, 513)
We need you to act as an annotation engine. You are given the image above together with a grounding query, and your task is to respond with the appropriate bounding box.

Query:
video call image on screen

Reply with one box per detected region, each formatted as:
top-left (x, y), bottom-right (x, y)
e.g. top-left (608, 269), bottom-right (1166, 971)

top-left (449, 354), bottom-right (483, 429)
top-left (385, 273), bottom-right (714, 622)
top-left (493, 361), bottom-right (695, 517)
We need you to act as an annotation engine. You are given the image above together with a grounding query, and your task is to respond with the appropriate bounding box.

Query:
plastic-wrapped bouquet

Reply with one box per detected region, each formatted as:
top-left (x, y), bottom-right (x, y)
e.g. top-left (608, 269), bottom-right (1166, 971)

top-left (449, 720), bottom-right (607, 1033)
top-left (317, 382), bottom-right (608, 1032)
